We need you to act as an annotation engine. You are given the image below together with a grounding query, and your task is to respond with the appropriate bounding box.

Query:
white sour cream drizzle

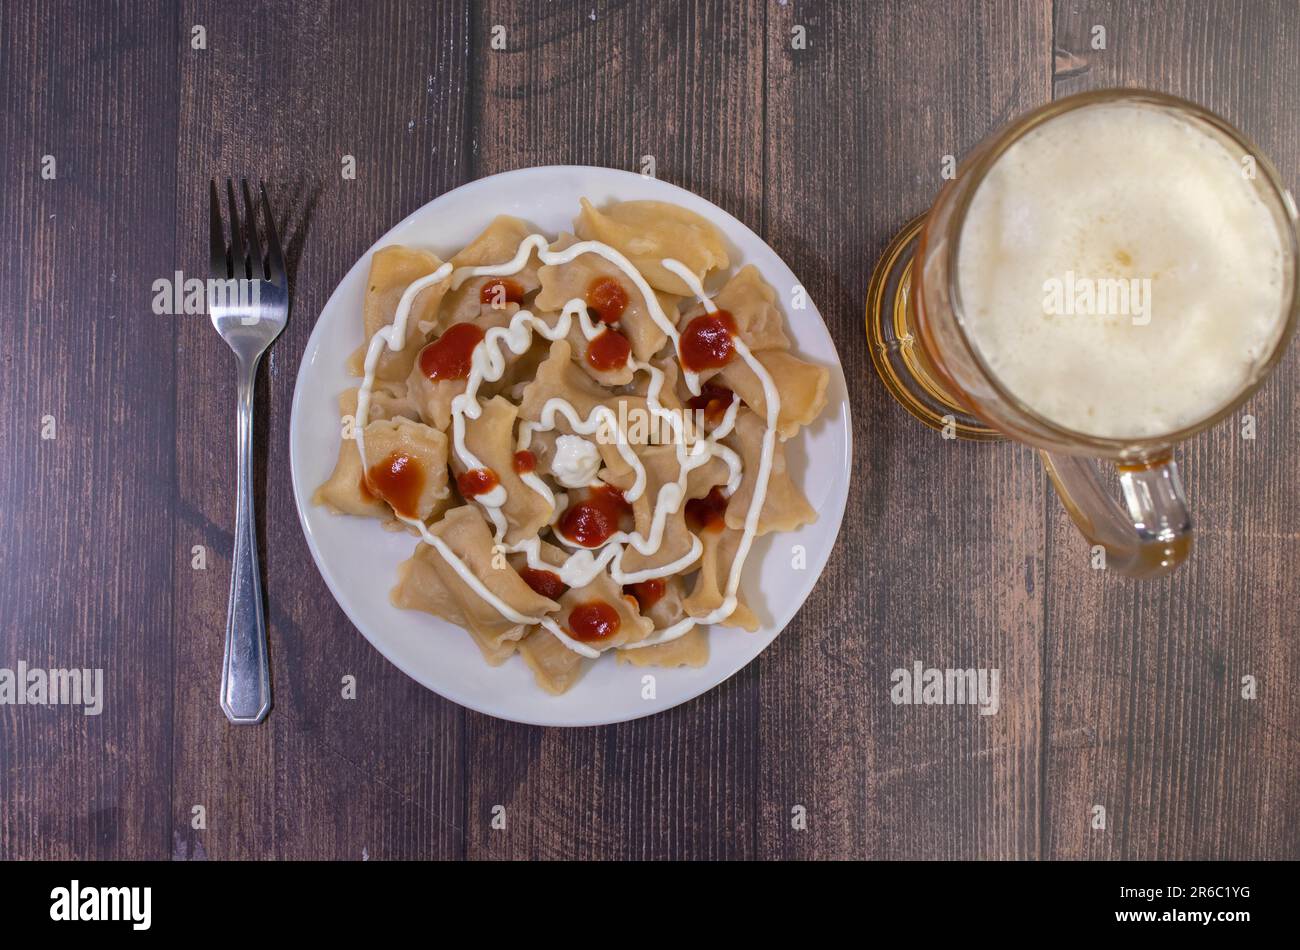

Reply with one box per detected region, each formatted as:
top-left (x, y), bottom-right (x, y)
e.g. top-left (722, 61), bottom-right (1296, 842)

top-left (550, 435), bottom-right (601, 488)
top-left (353, 233), bottom-right (781, 656)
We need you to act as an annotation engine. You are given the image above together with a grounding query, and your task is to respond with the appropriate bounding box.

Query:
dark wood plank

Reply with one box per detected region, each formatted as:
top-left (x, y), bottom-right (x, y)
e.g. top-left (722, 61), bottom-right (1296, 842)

top-left (0, 1), bottom-right (178, 859)
top-left (1045, 0), bottom-right (1300, 858)
top-left (169, 0), bottom-right (472, 860)
top-left (462, 0), bottom-right (767, 860)
top-left (758, 0), bottom-right (1052, 858)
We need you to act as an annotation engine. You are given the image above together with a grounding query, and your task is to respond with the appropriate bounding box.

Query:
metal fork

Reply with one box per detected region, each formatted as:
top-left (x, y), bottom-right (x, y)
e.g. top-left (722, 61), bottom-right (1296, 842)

top-left (208, 179), bottom-right (288, 725)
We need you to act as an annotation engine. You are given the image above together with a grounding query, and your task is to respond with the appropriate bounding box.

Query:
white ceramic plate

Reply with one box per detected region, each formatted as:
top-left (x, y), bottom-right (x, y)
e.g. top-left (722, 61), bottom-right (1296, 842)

top-left (289, 166), bottom-right (852, 726)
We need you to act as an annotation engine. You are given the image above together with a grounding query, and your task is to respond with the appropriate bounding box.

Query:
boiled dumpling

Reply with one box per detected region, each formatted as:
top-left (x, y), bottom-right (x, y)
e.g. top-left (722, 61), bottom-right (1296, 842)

top-left (347, 246), bottom-right (450, 382)
top-left (574, 198), bottom-right (728, 296)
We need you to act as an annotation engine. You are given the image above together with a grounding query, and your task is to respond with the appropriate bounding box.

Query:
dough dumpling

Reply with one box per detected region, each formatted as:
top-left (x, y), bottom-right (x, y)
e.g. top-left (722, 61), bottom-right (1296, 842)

top-left (347, 246), bottom-right (450, 382)
top-left (574, 198), bottom-right (728, 296)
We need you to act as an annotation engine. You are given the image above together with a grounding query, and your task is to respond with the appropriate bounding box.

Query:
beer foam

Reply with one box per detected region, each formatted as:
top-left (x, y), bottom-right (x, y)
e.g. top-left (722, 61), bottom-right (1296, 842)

top-left (956, 102), bottom-right (1288, 440)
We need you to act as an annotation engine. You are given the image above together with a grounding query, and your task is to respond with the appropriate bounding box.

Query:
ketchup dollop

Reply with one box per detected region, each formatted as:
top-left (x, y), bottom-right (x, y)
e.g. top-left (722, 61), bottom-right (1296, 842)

top-left (456, 467), bottom-right (500, 498)
top-left (419, 322), bottom-right (486, 382)
top-left (479, 278), bottom-right (524, 307)
top-left (685, 485), bottom-right (728, 533)
top-left (585, 277), bottom-right (629, 324)
top-left (558, 484), bottom-right (630, 548)
top-left (365, 452), bottom-right (425, 519)
top-left (679, 310), bottom-right (738, 372)
top-left (586, 327), bottom-right (632, 372)
top-left (625, 578), bottom-right (666, 611)
top-left (687, 382), bottom-right (736, 426)
top-left (568, 600), bottom-right (621, 642)
top-left (512, 450), bottom-right (536, 474)
top-left (520, 567), bottom-right (567, 601)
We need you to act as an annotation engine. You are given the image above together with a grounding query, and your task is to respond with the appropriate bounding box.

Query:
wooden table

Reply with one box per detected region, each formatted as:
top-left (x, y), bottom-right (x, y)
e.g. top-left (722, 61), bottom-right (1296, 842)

top-left (2, 0), bottom-right (1297, 860)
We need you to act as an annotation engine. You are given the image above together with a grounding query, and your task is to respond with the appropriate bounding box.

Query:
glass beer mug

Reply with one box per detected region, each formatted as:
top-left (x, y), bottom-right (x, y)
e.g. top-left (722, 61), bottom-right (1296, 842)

top-left (866, 89), bottom-right (1299, 577)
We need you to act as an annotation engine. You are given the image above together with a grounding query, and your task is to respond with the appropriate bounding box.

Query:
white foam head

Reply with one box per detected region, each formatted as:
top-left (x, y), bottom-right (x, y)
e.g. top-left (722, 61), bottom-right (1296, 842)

top-left (956, 101), bottom-right (1290, 440)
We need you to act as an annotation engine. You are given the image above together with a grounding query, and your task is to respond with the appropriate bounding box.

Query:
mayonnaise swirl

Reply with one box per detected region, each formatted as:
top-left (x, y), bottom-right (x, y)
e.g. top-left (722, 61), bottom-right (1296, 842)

top-left (353, 230), bottom-right (781, 657)
top-left (550, 435), bottom-right (601, 488)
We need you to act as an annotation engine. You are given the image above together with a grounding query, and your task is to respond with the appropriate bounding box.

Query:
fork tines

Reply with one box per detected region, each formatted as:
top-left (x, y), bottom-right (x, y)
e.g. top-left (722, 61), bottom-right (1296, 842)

top-left (209, 178), bottom-right (285, 285)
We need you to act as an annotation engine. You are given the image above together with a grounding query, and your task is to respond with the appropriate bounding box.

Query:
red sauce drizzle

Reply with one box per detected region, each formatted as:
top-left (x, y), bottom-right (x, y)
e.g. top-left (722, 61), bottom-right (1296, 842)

top-left (456, 467), bottom-right (499, 498)
top-left (685, 485), bottom-right (728, 533)
top-left (558, 484), bottom-right (630, 548)
top-left (520, 567), bottom-right (567, 601)
top-left (479, 277), bottom-right (524, 306)
top-left (512, 450), bottom-right (536, 474)
top-left (586, 327), bottom-right (632, 372)
top-left (568, 600), bottom-right (621, 642)
top-left (365, 452), bottom-right (425, 519)
top-left (687, 382), bottom-right (736, 425)
top-left (419, 322), bottom-right (486, 382)
top-left (625, 578), bottom-right (666, 611)
top-left (679, 310), bottom-right (738, 372)
top-left (585, 277), bottom-right (629, 324)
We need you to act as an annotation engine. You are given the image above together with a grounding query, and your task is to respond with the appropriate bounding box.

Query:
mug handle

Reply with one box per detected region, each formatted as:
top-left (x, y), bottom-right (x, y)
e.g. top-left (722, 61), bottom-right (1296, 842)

top-left (1040, 451), bottom-right (1192, 578)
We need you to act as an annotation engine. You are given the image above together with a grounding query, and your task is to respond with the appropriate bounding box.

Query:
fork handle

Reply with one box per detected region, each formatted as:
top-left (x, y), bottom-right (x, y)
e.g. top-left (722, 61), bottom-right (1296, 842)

top-left (221, 355), bottom-right (272, 724)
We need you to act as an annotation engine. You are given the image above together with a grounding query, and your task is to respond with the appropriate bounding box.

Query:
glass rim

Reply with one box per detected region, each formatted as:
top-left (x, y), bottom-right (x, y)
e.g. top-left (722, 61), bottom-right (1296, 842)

top-left (937, 87), bottom-right (1300, 453)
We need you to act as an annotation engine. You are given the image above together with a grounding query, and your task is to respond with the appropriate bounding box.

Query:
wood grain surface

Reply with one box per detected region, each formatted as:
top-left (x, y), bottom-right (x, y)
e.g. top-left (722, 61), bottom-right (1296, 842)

top-left (0, 0), bottom-right (1296, 860)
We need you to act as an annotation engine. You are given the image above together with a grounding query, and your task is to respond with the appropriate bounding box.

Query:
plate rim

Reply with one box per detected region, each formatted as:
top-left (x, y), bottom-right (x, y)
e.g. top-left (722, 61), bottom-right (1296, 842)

top-left (288, 163), bottom-right (853, 727)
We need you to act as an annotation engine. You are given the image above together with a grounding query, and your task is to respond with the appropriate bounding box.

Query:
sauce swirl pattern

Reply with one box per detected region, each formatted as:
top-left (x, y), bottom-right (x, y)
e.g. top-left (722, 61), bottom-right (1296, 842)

top-left (317, 202), bottom-right (828, 689)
